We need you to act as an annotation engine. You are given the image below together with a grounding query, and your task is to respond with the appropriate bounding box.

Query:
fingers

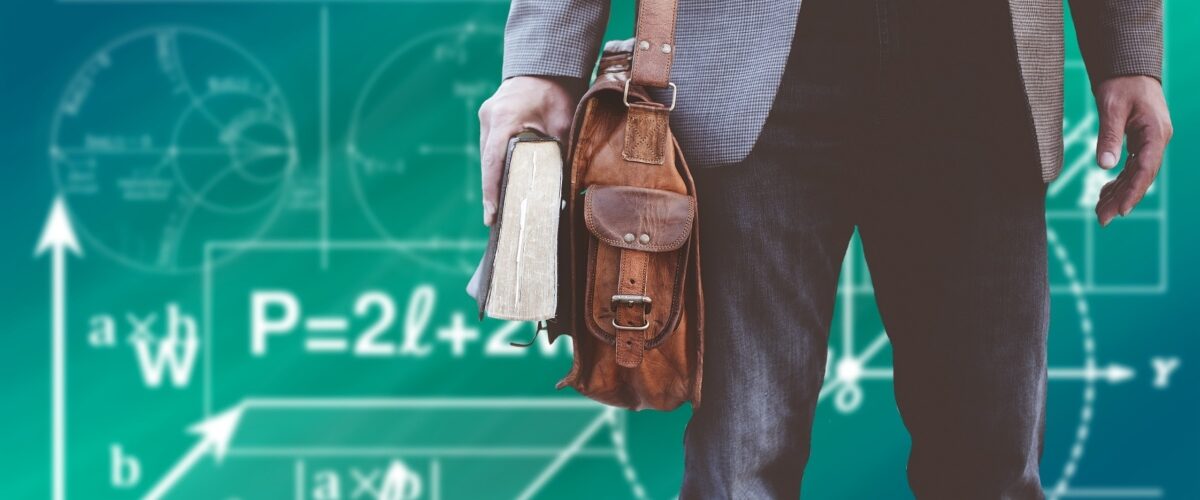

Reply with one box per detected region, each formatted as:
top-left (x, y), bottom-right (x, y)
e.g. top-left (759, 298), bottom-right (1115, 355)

top-left (478, 115), bottom-right (568, 226)
top-left (478, 108), bottom-right (495, 226)
top-left (479, 116), bottom-right (513, 226)
top-left (1094, 121), bottom-right (1169, 226)
top-left (476, 76), bottom-right (582, 226)
top-left (1095, 98), bottom-right (1130, 169)
top-left (1094, 166), bottom-right (1131, 227)
top-left (1119, 125), bottom-right (1167, 214)
top-left (479, 93), bottom-right (528, 226)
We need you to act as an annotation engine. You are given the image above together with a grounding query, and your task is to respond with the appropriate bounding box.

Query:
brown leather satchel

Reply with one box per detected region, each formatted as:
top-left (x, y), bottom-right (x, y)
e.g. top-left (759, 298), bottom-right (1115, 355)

top-left (545, 0), bottom-right (704, 411)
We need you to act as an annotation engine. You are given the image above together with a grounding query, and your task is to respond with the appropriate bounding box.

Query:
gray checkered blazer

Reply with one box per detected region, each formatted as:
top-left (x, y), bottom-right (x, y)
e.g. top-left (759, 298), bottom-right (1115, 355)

top-left (502, 0), bottom-right (1162, 182)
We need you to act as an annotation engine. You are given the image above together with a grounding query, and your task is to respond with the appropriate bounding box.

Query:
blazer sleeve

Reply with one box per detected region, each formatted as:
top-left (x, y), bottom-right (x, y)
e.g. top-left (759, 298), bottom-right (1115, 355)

top-left (501, 0), bottom-right (611, 82)
top-left (1068, 0), bottom-right (1164, 83)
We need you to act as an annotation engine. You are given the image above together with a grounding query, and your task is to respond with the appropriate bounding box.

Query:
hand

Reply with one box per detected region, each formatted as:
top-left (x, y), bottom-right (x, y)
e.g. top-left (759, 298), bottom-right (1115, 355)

top-left (477, 75), bottom-right (584, 225)
top-left (1093, 75), bottom-right (1173, 227)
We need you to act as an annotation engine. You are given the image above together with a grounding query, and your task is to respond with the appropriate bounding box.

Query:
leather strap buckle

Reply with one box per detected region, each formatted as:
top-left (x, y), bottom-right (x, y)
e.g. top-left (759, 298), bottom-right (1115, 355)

top-left (623, 79), bottom-right (677, 111)
top-left (612, 318), bottom-right (651, 331)
top-left (611, 294), bottom-right (652, 331)
top-left (612, 294), bottom-right (652, 311)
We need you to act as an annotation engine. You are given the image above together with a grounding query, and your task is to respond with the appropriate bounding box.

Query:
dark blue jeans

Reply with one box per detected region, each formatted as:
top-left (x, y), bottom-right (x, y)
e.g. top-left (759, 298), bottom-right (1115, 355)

top-left (680, 0), bottom-right (1049, 498)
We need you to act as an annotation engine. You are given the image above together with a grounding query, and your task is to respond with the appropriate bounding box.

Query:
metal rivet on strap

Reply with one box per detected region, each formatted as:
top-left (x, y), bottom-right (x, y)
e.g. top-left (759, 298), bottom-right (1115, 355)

top-left (661, 43), bottom-right (672, 54)
top-left (638, 40), bottom-right (650, 50)
top-left (623, 233), bottom-right (636, 243)
top-left (639, 234), bottom-right (651, 244)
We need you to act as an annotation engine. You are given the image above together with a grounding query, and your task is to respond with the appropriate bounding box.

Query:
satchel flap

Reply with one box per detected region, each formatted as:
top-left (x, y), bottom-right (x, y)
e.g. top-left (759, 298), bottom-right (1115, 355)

top-left (584, 185), bottom-right (695, 252)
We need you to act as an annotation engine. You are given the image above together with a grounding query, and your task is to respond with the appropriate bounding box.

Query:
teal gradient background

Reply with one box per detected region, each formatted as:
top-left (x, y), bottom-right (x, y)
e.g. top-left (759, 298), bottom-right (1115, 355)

top-left (1, 1), bottom-right (1196, 498)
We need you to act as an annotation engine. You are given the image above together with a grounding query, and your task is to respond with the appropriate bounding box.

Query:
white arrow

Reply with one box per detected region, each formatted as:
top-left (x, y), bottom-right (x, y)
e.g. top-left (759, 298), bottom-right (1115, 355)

top-left (35, 197), bottom-right (81, 500)
top-left (824, 363), bottom-right (1136, 385)
top-left (142, 404), bottom-right (245, 500)
top-left (1048, 364), bottom-right (1136, 384)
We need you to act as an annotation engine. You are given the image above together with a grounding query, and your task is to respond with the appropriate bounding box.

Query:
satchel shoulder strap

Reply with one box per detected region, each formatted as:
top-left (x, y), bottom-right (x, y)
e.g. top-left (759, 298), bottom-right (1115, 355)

top-left (629, 0), bottom-right (678, 89)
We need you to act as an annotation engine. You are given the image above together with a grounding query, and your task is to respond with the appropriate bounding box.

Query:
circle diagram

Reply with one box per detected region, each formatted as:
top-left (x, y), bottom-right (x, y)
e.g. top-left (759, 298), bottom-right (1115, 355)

top-left (618, 232), bottom-right (1103, 499)
top-left (50, 26), bottom-right (298, 273)
top-left (818, 234), bottom-right (1099, 498)
top-left (347, 23), bottom-right (502, 261)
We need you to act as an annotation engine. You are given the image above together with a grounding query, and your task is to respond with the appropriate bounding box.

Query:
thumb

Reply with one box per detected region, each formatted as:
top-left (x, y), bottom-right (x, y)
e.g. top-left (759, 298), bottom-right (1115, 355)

top-left (1095, 103), bottom-right (1130, 170)
top-left (480, 123), bottom-right (521, 226)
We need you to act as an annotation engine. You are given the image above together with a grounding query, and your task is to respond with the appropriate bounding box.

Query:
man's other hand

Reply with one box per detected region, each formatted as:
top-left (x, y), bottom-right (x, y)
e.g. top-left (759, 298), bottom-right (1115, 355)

top-left (1093, 75), bottom-right (1173, 227)
top-left (478, 75), bottom-right (584, 226)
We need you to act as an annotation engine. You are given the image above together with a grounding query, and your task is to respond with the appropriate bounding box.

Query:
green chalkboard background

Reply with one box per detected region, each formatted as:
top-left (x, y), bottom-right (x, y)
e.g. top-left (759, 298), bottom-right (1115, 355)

top-left (1, 1), bottom-right (1196, 498)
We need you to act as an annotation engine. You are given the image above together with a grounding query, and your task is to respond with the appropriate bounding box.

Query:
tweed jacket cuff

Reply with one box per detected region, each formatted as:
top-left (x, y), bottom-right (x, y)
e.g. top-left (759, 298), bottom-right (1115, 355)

top-left (1071, 0), bottom-right (1164, 84)
top-left (501, 0), bottom-right (610, 82)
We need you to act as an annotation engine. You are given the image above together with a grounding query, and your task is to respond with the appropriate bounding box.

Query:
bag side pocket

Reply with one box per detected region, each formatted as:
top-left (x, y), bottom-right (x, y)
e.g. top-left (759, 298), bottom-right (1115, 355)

top-left (582, 184), bottom-right (694, 367)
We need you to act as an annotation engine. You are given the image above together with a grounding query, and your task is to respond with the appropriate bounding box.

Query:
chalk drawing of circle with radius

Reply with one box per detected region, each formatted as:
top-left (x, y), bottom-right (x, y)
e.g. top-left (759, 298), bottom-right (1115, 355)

top-left (1043, 227), bottom-right (1100, 500)
top-left (346, 23), bottom-right (502, 275)
top-left (806, 231), bottom-right (1099, 498)
top-left (50, 26), bottom-right (298, 274)
top-left (595, 233), bottom-right (1099, 498)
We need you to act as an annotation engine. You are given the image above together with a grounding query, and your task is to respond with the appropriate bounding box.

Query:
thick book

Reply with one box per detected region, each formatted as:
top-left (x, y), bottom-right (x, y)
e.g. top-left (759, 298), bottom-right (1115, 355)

top-left (467, 131), bottom-right (563, 321)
